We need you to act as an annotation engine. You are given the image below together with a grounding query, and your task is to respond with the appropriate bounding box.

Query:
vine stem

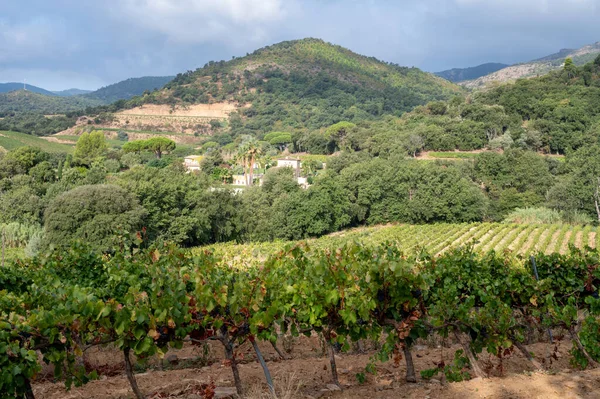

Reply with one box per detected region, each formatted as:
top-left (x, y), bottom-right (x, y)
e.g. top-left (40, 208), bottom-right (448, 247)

top-left (453, 329), bottom-right (486, 379)
top-left (271, 340), bottom-right (289, 360)
top-left (569, 327), bottom-right (600, 368)
top-left (403, 343), bottom-right (417, 383)
top-left (250, 337), bottom-right (276, 396)
top-left (324, 330), bottom-right (341, 388)
top-left (24, 378), bottom-right (35, 399)
top-left (123, 348), bottom-right (144, 399)
top-left (224, 340), bottom-right (244, 396)
top-left (511, 336), bottom-right (543, 369)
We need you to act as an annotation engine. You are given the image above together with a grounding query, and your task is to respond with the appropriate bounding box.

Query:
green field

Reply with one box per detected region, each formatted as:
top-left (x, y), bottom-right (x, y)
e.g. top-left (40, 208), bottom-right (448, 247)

top-left (199, 222), bottom-right (598, 261)
top-left (0, 130), bottom-right (74, 153)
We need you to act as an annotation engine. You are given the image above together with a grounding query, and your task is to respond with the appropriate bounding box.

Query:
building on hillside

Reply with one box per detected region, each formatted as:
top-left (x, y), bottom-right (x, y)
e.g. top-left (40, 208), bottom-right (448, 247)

top-left (232, 174), bottom-right (264, 187)
top-left (276, 157), bottom-right (301, 169)
top-left (183, 155), bottom-right (203, 172)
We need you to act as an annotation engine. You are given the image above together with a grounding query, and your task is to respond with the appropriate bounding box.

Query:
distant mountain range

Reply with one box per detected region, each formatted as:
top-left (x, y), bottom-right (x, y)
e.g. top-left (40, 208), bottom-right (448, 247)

top-left (460, 41), bottom-right (600, 89)
top-left (0, 82), bottom-right (56, 96)
top-left (0, 76), bottom-right (174, 115)
top-left (435, 63), bottom-right (509, 83)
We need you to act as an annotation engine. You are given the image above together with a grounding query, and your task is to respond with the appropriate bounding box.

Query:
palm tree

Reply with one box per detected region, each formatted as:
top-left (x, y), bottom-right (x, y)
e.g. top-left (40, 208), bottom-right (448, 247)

top-left (239, 140), bottom-right (263, 186)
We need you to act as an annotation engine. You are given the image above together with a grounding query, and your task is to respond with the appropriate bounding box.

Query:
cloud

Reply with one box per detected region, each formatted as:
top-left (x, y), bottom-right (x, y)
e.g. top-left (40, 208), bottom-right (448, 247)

top-left (111, 0), bottom-right (289, 46)
top-left (0, 17), bottom-right (76, 63)
top-left (1, 0), bottom-right (599, 89)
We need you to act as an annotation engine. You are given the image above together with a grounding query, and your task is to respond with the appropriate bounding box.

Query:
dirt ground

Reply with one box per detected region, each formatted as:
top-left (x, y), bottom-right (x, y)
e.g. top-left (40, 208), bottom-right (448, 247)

top-left (31, 335), bottom-right (600, 399)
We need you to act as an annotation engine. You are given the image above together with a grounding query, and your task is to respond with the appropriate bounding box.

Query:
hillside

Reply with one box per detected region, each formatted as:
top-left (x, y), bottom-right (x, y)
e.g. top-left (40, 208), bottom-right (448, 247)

top-left (0, 82), bottom-right (55, 96)
top-left (0, 130), bottom-right (74, 153)
top-left (84, 76), bottom-right (174, 103)
top-left (52, 88), bottom-right (93, 96)
top-left (435, 62), bottom-right (509, 82)
top-left (462, 41), bottom-right (600, 88)
top-left (0, 90), bottom-right (103, 116)
top-left (0, 90), bottom-right (104, 115)
top-left (97, 38), bottom-right (462, 136)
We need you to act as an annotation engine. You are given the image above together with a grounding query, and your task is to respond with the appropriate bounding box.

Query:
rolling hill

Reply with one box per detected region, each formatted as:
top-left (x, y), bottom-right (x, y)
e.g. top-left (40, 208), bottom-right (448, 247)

top-left (52, 88), bottom-right (93, 96)
top-left (462, 41), bottom-right (600, 89)
top-left (0, 82), bottom-right (56, 96)
top-left (96, 38), bottom-right (463, 136)
top-left (435, 62), bottom-right (509, 82)
top-left (84, 76), bottom-right (174, 103)
top-left (0, 90), bottom-right (104, 115)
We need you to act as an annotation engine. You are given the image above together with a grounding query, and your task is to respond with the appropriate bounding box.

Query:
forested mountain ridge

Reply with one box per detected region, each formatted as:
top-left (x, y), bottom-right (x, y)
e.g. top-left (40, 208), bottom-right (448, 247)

top-left (101, 38), bottom-right (463, 134)
top-left (84, 76), bottom-right (174, 103)
top-left (0, 90), bottom-right (104, 116)
top-left (462, 41), bottom-right (600, 88)
top-left (0, 82), bottom-right (56, 96)
top-left (435, 63), bottom-right (509, 82)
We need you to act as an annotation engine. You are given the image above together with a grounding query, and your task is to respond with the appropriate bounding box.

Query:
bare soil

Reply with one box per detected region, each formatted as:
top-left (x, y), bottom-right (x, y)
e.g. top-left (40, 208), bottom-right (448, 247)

top-left (31, 335), bottom-right (600, 399)
top-left (117, 103), bottom-right (238, 118)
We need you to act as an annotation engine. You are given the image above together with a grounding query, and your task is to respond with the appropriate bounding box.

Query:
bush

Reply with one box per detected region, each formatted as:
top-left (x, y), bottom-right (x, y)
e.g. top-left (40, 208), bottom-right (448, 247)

top-left (43, 184), bottom-right (147, 252)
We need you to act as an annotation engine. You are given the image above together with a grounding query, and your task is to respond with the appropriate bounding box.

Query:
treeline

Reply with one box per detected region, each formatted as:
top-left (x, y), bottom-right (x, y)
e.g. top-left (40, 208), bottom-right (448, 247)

top-left (0, 90), bottom-right (103, 115)
top-left (0, 113), bottom-right (78, 136)
top-left (2, 139), bottom-right (600, 254)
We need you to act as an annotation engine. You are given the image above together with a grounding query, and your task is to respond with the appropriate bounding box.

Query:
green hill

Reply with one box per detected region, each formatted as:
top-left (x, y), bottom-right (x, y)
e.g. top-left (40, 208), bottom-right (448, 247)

top-left (108, 38), bottom-right (462, 134)
top-left (84, 76), bottom-right (174, 103)
top-left (0, 82), bottom-right (56, 96)
top-left (0, 90), bottom-right (103, 116)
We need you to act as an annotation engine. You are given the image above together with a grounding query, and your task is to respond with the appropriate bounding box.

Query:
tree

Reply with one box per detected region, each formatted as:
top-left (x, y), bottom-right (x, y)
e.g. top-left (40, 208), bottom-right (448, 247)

top-left (43, 184), bottom-right (147, 252)
top-left (122, 141), bottom-right (145, 154)
top-left (405, 134), bottom-right (425, 158)
top-left (325, 121), bottom-right (356, 151)
top-left (564, 57), bottom-right (577, 79)
top-left (264, 132), bottom-right (292, 151)
top-left (74, 131), bottom-right (108, 166)
top-left (237, 140), bottom-right (262, 186)
top-left (144, 137), bottom-right (176, 159)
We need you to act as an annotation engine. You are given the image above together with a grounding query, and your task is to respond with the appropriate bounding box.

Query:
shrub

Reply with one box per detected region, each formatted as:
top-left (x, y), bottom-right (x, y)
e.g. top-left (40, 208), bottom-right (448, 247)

top-left (43, 184), bottom-right (147, 252)
top-left (504, 207), bottom-right (563, 224)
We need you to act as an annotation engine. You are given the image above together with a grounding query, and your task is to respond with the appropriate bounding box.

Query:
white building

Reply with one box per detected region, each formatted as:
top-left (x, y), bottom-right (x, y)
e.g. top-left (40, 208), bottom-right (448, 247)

top-left (276, 158), bottom-right (301, 169)
top-left (183, 155), bottom-right (203, 172)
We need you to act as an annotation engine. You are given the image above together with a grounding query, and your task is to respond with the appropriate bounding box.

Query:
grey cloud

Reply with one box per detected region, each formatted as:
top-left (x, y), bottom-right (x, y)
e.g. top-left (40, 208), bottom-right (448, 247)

top-left (0, 0), bottom-right (599, 90)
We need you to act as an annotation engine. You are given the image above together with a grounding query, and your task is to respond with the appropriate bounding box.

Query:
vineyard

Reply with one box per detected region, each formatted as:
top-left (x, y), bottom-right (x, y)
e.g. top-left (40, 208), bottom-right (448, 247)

top-left (1, 233), bottom-right (599, 399)
top-left (202, 222), bottom-right (599, 262)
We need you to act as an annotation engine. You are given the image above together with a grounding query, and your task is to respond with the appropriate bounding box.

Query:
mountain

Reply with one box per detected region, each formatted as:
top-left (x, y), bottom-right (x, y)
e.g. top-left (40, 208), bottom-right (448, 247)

top-left (84, 76), bottom-right (174, 103)
top-left (52, 88), bottom-right (93, 96)
top-left (0, 90), bottom-right (103, 116)
top-left (462, 41), bottom-right (600, 89)
top-left (435, 63), bottom-right (509, 82)
top-left (101, 38), bottom-right (462, 135)
top-left (0, 82), bottom-right (56, 96)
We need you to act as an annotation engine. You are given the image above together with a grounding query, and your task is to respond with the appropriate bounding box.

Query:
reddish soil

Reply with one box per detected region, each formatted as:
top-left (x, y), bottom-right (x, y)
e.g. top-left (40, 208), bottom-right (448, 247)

top-left (31, 335), bottom-right (600, 399)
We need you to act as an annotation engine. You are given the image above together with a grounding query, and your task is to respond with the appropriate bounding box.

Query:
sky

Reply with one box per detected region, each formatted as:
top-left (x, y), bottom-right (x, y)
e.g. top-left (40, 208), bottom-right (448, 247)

top-left (1, 0), bottom-right (599, 91)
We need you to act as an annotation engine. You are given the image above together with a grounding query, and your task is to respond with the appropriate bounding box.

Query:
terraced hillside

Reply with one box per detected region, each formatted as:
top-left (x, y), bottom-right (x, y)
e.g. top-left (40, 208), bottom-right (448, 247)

top-left (201, 223), bottom-right (598, 261)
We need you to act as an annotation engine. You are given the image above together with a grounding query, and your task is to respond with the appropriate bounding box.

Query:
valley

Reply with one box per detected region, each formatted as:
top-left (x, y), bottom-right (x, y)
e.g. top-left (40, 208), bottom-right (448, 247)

top-left (2, 32), bottom-right (600, 399)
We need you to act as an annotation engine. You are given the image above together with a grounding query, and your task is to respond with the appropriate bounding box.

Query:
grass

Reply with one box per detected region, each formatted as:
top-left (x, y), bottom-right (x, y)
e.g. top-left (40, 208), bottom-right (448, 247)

top-left (0, 131), bottom-right (73, 153)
